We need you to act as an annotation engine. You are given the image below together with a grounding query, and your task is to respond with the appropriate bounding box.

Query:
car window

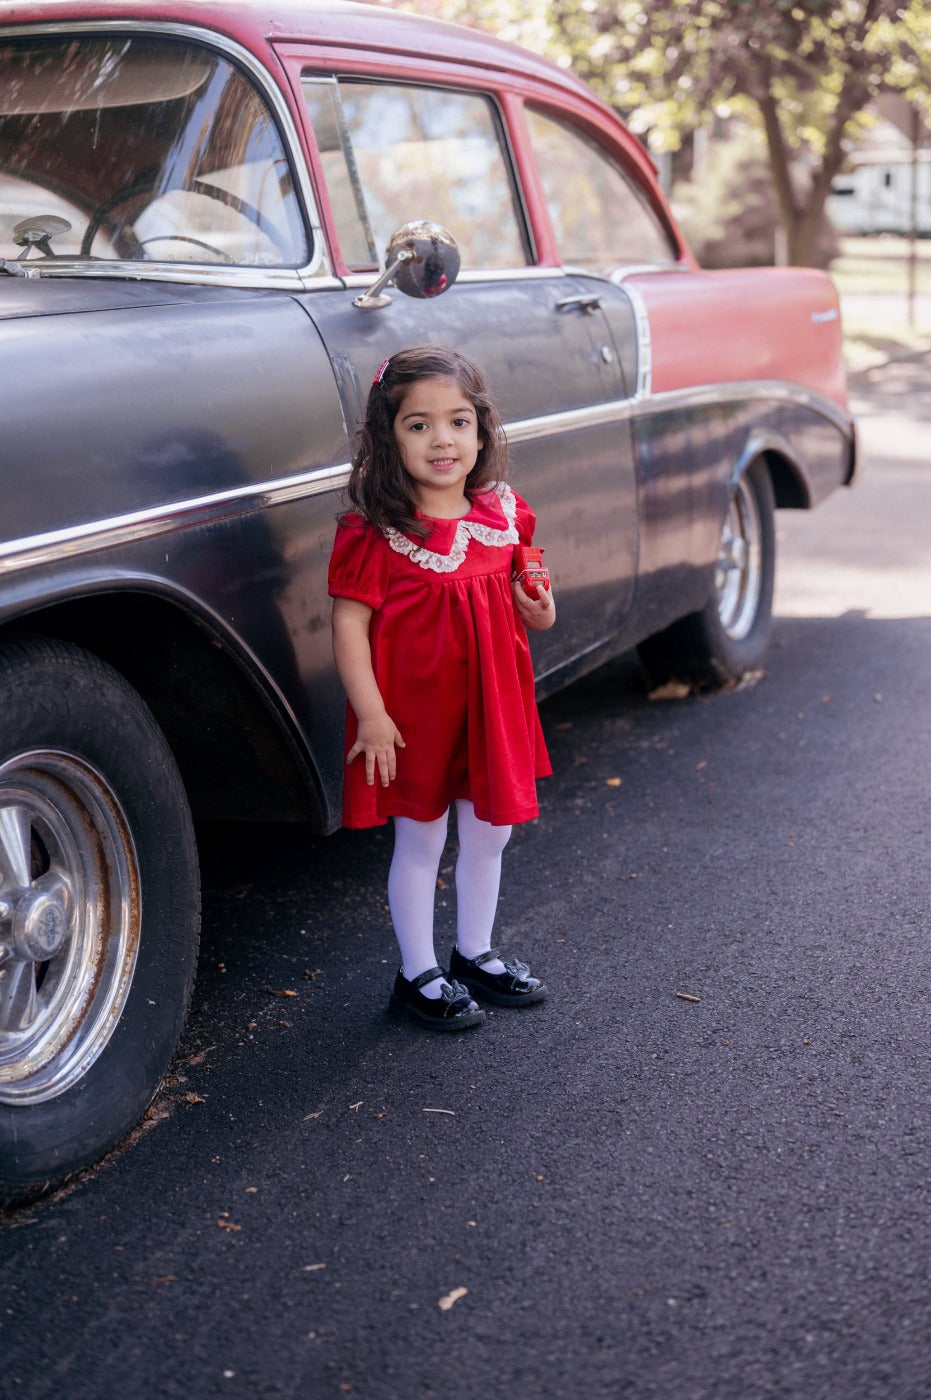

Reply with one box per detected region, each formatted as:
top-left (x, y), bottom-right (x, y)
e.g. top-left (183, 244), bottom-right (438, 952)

top-left (0, 35), bottom-right (308, 267)
top-left (525, 106), bottom-right (676, 270)
top-left (302, 78), bottom-right (528, 271)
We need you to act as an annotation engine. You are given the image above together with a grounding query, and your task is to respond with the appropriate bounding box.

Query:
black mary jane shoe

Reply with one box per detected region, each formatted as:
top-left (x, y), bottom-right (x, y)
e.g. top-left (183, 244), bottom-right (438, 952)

top-left (449, 947), bottom-right (547, 1008)
top-left (390, 966), bottom-right (486, 1031)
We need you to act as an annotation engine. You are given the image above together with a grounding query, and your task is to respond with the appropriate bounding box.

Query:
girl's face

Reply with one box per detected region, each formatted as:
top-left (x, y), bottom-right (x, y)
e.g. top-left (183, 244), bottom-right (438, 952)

top-left (392, 375), bottom-right (483, 518)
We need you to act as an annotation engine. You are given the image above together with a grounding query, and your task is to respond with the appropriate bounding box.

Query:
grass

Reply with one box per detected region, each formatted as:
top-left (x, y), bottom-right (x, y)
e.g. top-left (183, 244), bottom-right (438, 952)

top-left (829, 235), bottom-right (931, 373)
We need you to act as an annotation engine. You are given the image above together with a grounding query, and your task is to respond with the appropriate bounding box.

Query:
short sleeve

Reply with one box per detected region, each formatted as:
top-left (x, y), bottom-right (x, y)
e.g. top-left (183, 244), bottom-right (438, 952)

top-left (328, 514), bottom-right (391, 610)
top-left (511, 490), bottom-right (537, 547)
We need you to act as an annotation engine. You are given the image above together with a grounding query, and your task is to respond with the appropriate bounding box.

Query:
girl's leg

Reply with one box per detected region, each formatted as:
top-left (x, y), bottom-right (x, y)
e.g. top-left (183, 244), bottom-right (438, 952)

top-left (389, 811), bottom-right (450, 997)
top-left (454, 799), bottom-right (511, 975)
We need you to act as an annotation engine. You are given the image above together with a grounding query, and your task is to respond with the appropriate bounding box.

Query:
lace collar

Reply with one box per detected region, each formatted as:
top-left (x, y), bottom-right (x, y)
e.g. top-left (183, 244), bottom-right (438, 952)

top-left (383, 484), bottom-right (519, 574)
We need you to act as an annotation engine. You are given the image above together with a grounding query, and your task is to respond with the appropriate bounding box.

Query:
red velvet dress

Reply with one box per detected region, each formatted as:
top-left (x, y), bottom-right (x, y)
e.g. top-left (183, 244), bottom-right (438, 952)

top-left (328, 483), bottom-right (551, 829)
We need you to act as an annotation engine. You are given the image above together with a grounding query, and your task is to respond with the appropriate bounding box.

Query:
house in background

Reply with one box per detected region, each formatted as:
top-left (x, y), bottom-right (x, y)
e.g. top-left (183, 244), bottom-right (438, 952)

top-left (828, 96), bottom-right (931, 236)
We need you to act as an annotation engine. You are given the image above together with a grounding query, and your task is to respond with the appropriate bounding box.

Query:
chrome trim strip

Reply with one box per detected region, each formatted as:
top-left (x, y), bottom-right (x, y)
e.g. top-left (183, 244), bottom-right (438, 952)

top-left (0, 380), bottom-right (851, 576)
top-left (1, 18), bottom-right (330, 288)
top-left (645, 379), bottom-right (854, 436)
top-left (507, 399), bottom-right (635, 444)
top-left (618, 281), bottom-right (653, 399)
top-left (27, 262), bottom-right (323, 292)
top-left (509, 380), bottom-right (852, 445)
top-left (609, 263), bottom-right (690, 282)
top-left (456, 267), bottom-right (570, 285)
top-left (0, 464), bottom-right (352, 575)
top-left (339, 265), bottom-right (568, 289)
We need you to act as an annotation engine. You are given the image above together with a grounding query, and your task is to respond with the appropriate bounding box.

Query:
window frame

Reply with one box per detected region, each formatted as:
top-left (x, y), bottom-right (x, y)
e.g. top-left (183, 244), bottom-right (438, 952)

top-left (516, 97), bottom-right (683, 274)
top-left (297, 70), bottom-right (535, 278)
top-left (0, 19), bottom-right (329, 288)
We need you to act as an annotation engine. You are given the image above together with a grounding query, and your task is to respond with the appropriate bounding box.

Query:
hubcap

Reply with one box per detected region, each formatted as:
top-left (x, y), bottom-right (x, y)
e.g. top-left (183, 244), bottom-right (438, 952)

top-left (0, 751), bottom-right (140, 1105)
top-left (715, 474), bottom-right (763, 642)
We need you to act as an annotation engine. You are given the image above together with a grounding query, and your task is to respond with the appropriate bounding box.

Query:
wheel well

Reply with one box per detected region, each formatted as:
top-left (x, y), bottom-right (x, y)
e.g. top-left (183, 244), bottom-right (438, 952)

top-left (762, 449), bottom-right (809, 510)
top-left (2, 593), bottom-right (323, 827)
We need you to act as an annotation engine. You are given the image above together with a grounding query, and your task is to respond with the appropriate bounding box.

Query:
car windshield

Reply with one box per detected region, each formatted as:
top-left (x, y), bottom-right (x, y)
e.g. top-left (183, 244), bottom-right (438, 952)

top-left (0, 34), bottom-right (308, 268)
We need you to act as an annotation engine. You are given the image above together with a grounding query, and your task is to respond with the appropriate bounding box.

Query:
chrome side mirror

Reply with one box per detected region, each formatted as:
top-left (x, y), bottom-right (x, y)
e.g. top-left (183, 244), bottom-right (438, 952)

top-left (353, 221), bottom-right (460, 311)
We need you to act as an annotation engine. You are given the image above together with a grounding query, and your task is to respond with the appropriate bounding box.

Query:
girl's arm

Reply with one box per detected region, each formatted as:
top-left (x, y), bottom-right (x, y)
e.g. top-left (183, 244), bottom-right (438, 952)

top-left (331, 596), bottom-right (405, 786)
top-left (512, 578), bottom-right (556, 632)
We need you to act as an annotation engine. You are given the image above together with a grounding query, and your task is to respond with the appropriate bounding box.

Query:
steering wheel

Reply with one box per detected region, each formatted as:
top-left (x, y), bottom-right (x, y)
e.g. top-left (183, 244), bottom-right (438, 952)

top-left (190, 178), bottom-right (284, 247)
top-left (81, 180), bottom-right (155, 258)
top-left (83, 177), bottom-right (283, 264)
top-left (137, 235), bottom-right (234, 264)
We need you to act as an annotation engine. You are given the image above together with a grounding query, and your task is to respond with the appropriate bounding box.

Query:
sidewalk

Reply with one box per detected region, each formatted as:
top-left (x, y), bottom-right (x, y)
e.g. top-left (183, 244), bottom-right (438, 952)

top-left (833, 235), bottom-right (931, 375)
top-left (841, 290), bottom-right (931, 376)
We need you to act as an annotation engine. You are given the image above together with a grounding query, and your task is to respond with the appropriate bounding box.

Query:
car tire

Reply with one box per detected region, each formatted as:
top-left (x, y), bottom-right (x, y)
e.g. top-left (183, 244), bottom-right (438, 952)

top-left (637, 458), bottom-right (776, 688)
top-left (0, 634), bottom-right (199, 1206)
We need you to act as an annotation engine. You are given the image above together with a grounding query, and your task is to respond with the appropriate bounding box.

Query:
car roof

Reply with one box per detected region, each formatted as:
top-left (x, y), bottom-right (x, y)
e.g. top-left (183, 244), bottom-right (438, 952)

top-left (0, 0), bottom-right (604, 108)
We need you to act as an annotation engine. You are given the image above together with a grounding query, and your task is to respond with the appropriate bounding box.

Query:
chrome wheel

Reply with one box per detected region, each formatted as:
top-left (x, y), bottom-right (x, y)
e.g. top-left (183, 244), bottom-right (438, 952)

top-left (637, 457), bottom-right (775, 688)
top-left (715, 473), bottom-right (764, 642)
top-left (0, 750), bottom-right (139, 1105)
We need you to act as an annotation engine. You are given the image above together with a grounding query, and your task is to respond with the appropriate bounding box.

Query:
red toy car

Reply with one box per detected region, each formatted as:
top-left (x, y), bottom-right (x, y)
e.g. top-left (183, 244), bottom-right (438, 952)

top-left (513, 545), bottom-right (551, 599)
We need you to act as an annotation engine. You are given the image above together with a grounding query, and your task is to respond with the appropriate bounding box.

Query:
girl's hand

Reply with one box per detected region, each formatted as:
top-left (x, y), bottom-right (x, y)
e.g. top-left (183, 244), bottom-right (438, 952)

top-left (512, 577), bottom-right (556, 631)
top-left (347, 711), bottom-right (406, 787)
top-left (332, 598), bottom-right (404, 786)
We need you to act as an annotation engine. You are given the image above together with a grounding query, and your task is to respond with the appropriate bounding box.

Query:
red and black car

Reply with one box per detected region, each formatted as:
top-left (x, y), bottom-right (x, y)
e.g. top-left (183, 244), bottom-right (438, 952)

top-left (0, 0), bottom-right (855, 1199)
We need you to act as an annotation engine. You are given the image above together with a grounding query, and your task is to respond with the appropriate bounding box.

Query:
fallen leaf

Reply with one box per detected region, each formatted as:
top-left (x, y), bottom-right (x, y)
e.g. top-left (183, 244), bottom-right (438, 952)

top-left (648, 680), bottom-right (692, 702)
top-left (438, 1286), bottom-right (468, 1312)
top-left (183, 1092), bottom-right (206, 1105)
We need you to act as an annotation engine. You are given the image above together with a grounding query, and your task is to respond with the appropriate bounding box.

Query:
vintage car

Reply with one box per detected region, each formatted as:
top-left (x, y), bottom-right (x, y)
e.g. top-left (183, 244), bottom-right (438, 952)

top-left (0, 0), bottom-right (855, 1200)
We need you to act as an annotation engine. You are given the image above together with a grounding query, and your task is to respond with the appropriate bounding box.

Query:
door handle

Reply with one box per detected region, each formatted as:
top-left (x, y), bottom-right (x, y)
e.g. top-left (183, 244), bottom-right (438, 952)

top-left (555, 294), bottom-right (602, 315)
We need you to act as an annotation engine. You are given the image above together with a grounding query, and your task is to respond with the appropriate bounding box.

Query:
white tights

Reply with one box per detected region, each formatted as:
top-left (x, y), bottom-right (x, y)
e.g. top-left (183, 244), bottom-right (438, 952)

top-left (389, 800), bottom-right (511, 993)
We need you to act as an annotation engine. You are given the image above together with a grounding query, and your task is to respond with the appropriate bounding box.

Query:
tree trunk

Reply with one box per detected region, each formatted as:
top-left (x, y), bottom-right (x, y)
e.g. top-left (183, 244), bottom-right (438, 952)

top-left (754, 42), bottom-right (875, 266)
top-left (784, 212), bottom-right (822, 268)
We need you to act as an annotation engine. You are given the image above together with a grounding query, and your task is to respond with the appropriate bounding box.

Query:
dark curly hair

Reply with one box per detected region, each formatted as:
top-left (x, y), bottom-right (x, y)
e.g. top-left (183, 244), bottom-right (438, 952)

top-left (346, 345), bottom-right (508, 539)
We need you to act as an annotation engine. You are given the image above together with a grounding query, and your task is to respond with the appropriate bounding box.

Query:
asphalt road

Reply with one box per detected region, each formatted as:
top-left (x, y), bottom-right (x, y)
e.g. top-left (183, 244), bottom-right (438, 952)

top-left (3, 356), bottom-right (931, 1400)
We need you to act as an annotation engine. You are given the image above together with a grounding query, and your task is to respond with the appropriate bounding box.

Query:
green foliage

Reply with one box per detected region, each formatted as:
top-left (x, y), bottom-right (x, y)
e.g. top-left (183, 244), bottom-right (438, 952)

top-left (672, 132), bottom-right (838, 269)
top-left (373, 0), bottom-right (931, 265)
top-left (546, 0), bottom-right (931, 263)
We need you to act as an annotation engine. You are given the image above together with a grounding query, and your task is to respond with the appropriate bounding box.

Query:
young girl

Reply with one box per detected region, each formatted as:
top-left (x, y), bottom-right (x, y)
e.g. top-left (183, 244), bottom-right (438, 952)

top-left (328, 345), bottom-right (555, 1031)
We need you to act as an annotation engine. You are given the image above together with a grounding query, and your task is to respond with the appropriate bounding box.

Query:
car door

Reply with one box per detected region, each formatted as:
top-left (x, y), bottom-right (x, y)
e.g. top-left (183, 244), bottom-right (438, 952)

top-left (282, 61), bottom-right (640, 685)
